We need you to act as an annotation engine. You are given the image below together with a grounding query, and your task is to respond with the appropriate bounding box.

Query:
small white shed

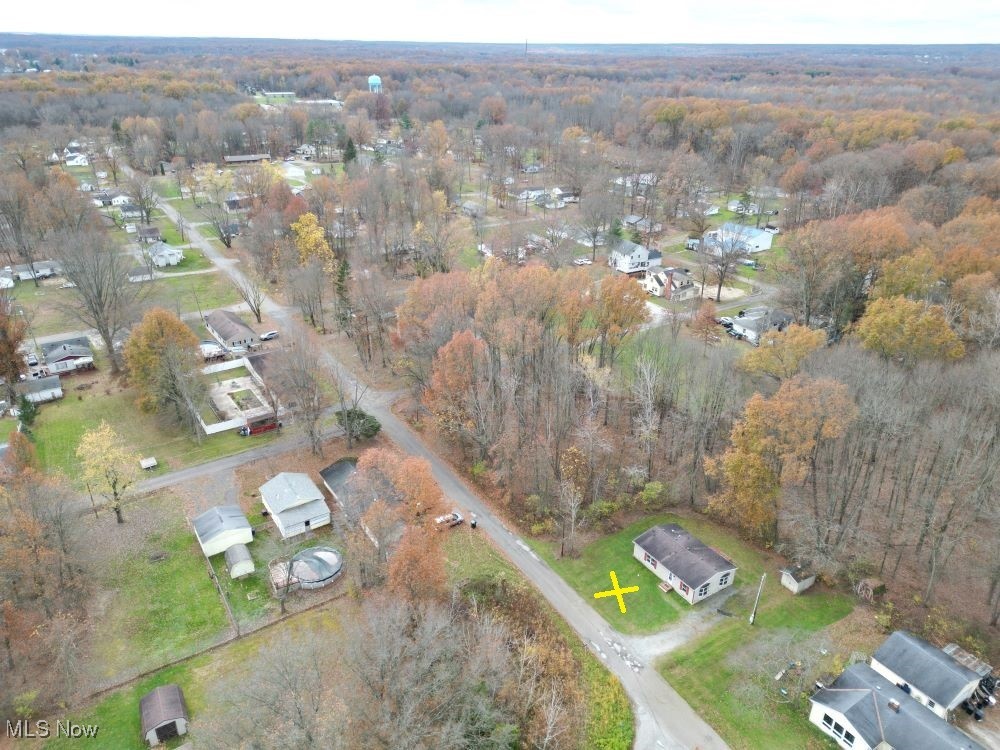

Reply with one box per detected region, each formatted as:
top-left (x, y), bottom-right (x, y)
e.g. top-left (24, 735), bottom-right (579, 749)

top-left (224, 543), bottom-right (255, 579)
top-left (779, 565), bottom-right (816, 594)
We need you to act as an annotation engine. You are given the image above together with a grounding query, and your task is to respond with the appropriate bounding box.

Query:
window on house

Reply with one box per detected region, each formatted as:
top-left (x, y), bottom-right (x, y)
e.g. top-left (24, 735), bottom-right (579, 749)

top-left (697, 583), bottom-right (710, 597)
top-left (642, 552), bottom-right (657, 569)
top-left (843, 731), bottom-right (855, 747)
top-left (678, 582), bottom-right (689, 594)
top-left (832, 722), bottom-right (844, 738)
top-left (822, 714), bottom-right (833, 728)
top-left (719, 572), bottom-right (731, 586)
top-left (927, 700), bottom-right (936, 709)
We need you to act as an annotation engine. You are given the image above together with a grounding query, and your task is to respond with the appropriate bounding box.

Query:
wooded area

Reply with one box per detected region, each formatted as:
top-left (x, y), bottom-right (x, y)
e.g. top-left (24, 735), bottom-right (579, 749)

top-left (0, 35), bottom-right (998, 739)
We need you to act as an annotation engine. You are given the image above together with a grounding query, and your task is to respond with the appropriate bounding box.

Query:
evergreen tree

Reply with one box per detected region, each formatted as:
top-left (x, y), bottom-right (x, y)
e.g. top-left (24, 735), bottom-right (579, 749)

top-left (343, 137), bottom-right (357, 165)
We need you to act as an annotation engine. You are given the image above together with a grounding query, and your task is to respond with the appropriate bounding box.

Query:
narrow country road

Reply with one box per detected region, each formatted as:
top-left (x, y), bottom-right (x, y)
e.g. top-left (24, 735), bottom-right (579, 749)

top-left (109, 161), bottom-right (731, 749)
top-left (367, 402), bottom-right (729, 750)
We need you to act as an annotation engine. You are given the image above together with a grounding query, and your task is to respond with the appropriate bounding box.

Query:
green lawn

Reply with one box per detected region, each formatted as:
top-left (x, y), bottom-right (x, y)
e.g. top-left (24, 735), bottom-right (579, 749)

top-left (659, 590), bottom-right (852, 749)
top-left (456, 245), bottom-right (483, 270)
top-left (531, 510), bottom-right (853, 747)
top-left (152, 177), bottom-right (182, 199)
top-left (13, 285), bottom-right (80, 337)
top-left (164, 197), bottom-right (209, 224)
top-left (33, 385), bottom-right (278, 477)
top-left (529, 517), bottom-right (691, 634)
top-left (157, 250), bottom-right (214, 274)
top-left (15, 271), bottom-right (235, 339)
top-left (208, 546), bottom-right (276, 628)
top-left (444, 531), bottom-right (634, 750)
top-left (92, 522), bottom-right (231, 680)
top-left (151, 272), bottom-right (239, 312)
top-left (152, 216), bottom-right (186, 246)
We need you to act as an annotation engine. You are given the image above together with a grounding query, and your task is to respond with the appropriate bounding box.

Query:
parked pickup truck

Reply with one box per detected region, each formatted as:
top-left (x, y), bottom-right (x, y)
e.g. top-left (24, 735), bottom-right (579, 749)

top-left (435, 511), bottom-right (464, 529)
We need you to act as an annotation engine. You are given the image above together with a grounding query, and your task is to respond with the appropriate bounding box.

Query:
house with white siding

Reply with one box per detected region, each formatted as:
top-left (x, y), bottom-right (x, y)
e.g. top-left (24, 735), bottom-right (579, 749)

top-left (870, 631), bottom-right (983, 721)
top-left (632, 524), bottom-right (737, 605)
top-left (809, 663), bottom-right (985, 750)
top-left (608, 240), bottom-right (662, 275)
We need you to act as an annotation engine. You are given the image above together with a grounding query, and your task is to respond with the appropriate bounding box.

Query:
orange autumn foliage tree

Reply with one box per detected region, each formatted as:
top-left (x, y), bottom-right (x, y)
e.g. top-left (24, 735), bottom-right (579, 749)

top-left (387, 526), bottom-right (449, 602)
top-left (708, 375), bottom-right (858, 543)
top-left (739, 324), bottom-right (826, 380)
top-left (854, 296), bottom-right (965, 365)
top-left (706, 394), bottom-right (780, 542)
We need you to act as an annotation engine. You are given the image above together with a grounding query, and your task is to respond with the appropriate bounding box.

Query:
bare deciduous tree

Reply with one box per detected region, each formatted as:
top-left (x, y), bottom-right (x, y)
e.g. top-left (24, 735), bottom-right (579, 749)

top-left (232, 274), bottom-right (267, 324)
top-left (54, 229), bottom-right (149, 373)
top-left (276, 335), bottom-right (328, 455)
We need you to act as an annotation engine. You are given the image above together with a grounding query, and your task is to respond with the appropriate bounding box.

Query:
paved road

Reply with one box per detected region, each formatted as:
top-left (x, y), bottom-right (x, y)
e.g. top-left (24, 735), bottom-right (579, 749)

top-left (368, 403), bottom-right (728, 750)
top-left (106, 161), bottom-right (731, 749)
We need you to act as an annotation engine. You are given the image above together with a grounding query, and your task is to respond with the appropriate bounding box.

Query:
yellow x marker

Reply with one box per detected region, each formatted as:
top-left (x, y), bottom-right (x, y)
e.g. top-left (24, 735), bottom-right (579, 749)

top-left (594, 570), bottom-right (640, 614)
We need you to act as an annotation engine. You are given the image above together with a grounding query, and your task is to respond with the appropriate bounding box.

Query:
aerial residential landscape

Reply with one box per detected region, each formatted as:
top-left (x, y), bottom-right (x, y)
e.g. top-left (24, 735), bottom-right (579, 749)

top-left (0, 5), bottom-right (998, 750)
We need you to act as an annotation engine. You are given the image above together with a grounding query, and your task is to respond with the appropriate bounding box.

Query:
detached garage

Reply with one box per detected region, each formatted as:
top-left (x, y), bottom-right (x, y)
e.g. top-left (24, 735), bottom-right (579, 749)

top-left (259, 472), bottom-right (331, 539)
top-left (192, 505), bottom-right (253, 557)
top-left (140, 684), bottom-right (188, 746)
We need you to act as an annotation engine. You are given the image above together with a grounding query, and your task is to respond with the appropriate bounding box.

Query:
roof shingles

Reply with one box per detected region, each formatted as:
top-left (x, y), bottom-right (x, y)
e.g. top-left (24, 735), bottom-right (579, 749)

top-left (632, 524), bottom-right (736, 588)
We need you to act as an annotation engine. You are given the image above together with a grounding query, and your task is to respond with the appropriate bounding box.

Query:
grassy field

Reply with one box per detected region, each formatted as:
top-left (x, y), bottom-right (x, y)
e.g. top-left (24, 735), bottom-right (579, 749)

top-left (150, 271), bottom-right (239, 312)
top-left (152, 177), bottom-right (182, 199)
top-left (659, 590), bottom-right (852, 749)
top-left (157, 249), bottom-right (214, 274)
top-left (163, 196), bottom-right (209, 223)
top-left (33, 383), bottom-right (278, 477)
top-left (92, 523), bottom-right (231, 680)
top-left (532, 509), bottom-right (852, 747)
top-left (151, 215), bottom-right (186, 246)
top-left (443, 531), bottom-right (634, 749)
top-left (456, 245), bottom-right (482, 270)
top-left (15, 269), bottom-right (235, 338)
top-left (529, 518), bottom-right (689, 634)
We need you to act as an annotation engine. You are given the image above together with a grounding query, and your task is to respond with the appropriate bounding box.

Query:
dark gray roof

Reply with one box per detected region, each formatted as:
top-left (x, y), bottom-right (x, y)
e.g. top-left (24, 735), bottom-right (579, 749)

top-left (260, 472), bottom-right (325, 514)
top-left (41, 336), bottom-right (92, 359)
top-left (633, 524), bottom-right (736, 588)
top-left (873, 631), bottom-right (981, 706)
top-left (193, 505), bottom-right (251, 544)
top-left (320, 458), bottom-right (357, 499)
top-left (18, 375), bottom-right (61, 394)
top-left (810, 663), bottom-right (984, 750)
top-left (140, 684), bottom-right (188, 736)
top-left (205, 309), bottom-right (256, 343)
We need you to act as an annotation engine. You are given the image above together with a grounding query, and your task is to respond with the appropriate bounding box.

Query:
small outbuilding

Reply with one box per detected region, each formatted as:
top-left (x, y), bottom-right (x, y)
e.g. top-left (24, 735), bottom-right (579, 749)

top-left (17, 375), bottom-right (63, 404)
top-left (139, 684), bottom-right (189, 746)
top-left (260, 472), bottom-right (331, 539)
top-left (192, 505), bottom-right (253, 557)
top-left (779, 564), bottom-right (816, 594)
top-left (319, 458), bottom-right (358, 509)
top-left (224, 543), bottom-right (255, 579)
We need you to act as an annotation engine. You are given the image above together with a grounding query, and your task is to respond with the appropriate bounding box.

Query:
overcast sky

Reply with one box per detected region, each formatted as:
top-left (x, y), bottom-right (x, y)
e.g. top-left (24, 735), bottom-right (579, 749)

top-left (4, 0), bottom-right (999, 45)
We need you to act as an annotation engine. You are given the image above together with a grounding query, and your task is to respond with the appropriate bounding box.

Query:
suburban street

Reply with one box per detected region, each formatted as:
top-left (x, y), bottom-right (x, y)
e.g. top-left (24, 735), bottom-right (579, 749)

top-left (105, 162), bottom-right (732, 749)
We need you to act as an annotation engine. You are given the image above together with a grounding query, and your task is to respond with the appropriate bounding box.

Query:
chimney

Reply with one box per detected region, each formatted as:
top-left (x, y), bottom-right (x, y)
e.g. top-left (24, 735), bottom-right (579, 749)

top-left (887, 699), bottom-right (900, 713)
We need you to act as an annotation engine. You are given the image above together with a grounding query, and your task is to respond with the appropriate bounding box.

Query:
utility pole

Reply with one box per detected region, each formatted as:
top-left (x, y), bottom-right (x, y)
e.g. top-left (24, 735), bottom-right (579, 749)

top-left (749, 573), bottom-right (766, 625)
